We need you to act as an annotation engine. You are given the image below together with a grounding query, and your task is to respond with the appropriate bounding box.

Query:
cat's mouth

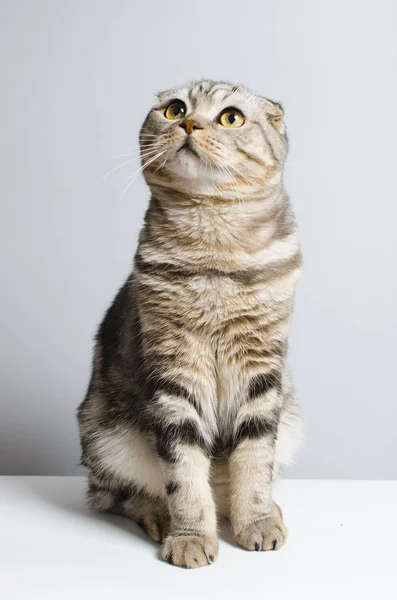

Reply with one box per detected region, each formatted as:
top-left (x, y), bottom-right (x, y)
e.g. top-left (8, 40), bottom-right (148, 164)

top-left (177, 138), bottom-right (200, 159)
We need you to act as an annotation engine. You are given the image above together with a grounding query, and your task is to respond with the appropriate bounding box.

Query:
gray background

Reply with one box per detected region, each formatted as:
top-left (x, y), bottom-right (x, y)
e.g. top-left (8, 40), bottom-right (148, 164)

top-left (1, 0), bottom-right (396, 478)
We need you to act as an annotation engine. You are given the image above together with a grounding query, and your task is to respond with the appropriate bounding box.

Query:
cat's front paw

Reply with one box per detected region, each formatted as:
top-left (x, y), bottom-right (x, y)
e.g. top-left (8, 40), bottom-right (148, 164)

top-left (235, 517), bottom-right (287, 551)
top-left (162, 534), bottom-right (219, 568)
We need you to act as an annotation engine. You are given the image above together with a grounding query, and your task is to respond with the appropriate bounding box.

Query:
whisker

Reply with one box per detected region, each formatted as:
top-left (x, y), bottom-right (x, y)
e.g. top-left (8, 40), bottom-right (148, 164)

top-left (139, 148), bottom-right (163, 159)
top-left (106, 144), bottom-right (160, 160)
top-left (123, 149), bottom-right (166, 185)
top-left (121, 150), bottom-right (165, 199)
top-left (140, 144), bottom-right (162, 151)
top-left (97, 157), bottom-right (140, 184)
top-left (154, 153), bottom-right (170, 172)
top-left (98, 146), bottom-right (163, 183)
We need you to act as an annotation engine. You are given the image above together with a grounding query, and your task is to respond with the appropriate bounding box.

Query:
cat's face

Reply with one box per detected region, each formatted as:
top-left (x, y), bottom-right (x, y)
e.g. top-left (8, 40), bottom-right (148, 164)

top-left (140, 80), bottom-right (287, 193)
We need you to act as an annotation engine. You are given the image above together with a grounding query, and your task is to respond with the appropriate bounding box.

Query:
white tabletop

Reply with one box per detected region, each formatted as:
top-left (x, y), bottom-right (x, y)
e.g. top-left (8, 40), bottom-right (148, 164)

top-left (0, 476), bottom-right (396, 599)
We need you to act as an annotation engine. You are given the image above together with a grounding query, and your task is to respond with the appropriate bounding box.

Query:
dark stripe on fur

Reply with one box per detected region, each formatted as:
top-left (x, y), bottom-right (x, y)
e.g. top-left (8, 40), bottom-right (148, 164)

top-left (251, 119), bottom-right (280, 163)
top-left (232, 416), bottom-right (278, 450)
top-left (248, 370), bottom-right (282, 400)
top-left (146, 374), bottom-right (203, 418)
top-left (154, 420), bottom-right (207, 462)
top-left (265, 131), bottom-right (281, 163)
top-left (153, 378), bottom-right (191, 401)
top-left (135, 253), bottom-right (300, 286)
top-left (208, 82), bottom-right (233, 100)
top-left (236, 146), bottom-right (267, 168)
top-left (166, 482), bottom-right (180, 495)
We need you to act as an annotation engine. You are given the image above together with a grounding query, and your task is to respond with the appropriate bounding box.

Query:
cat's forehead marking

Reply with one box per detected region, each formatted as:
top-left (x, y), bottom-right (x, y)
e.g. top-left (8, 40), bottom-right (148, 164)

top-left (190, 81), bottom-right (237, 103)
top-left (190, 83), bottom-right (261, 120)
top-left (188, 81), bottom-right (255, 107)
top-left (157, 80), bottom-right (261, 113)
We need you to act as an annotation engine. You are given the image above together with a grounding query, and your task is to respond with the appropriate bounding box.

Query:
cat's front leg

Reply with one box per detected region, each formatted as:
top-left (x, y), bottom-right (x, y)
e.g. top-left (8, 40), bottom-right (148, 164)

top-left (160, 443), bottom-right (218, 568)
top-left (152, 394), bottom-right (218, 568)
top-left (229, 371), bottom-right (287, 551)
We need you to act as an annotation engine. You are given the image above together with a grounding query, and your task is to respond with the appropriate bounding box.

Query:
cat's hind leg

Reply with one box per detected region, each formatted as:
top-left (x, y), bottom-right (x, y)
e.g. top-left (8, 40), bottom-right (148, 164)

top-left (88, 472), bottom-right (170, 543)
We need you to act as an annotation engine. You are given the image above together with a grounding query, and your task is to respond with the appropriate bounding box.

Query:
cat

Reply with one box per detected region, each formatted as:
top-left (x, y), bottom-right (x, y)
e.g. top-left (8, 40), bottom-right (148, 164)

top-left (78, 79), bottom-right (303, 568)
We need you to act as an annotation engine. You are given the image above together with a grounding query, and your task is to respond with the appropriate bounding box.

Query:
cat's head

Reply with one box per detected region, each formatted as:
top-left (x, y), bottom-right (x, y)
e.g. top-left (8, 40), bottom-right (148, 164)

top-left (140, 80), bottom-right (287, 194)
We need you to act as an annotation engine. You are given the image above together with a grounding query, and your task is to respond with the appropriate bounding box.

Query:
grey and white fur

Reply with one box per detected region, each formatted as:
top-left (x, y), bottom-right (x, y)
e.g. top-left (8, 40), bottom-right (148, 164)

top-left (78, 79), bottom-right (303, 568)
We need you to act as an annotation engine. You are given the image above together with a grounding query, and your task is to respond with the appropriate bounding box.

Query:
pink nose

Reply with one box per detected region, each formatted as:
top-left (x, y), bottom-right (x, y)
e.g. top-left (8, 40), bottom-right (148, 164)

top-left (179, 119), bottom-right (203, 135)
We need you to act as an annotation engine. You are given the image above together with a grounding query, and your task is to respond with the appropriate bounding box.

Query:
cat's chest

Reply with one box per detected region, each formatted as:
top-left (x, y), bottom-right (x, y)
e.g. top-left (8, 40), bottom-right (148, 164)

top-left (183, 273), bottom-right (255, 329)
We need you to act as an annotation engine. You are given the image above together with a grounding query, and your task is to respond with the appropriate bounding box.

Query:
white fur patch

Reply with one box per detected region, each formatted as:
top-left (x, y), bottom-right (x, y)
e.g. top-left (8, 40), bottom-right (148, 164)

top-left (274, 411), bottom-right (304, 469)
top-left (92, 427), bottom-right (166, 497)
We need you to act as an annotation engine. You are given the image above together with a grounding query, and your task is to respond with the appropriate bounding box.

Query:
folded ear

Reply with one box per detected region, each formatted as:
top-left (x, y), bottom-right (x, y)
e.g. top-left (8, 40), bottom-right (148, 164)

top-left (263, 98), bottom-right (285, 135)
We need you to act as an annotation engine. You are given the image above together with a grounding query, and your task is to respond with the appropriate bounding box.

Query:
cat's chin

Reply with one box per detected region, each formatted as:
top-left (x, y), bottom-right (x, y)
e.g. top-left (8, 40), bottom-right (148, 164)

top-left (165, 153), bottom-right (220, 182)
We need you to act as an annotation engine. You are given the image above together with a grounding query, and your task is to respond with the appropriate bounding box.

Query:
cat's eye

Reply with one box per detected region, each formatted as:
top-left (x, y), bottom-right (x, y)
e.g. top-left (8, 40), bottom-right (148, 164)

top-left (164, 100), bottom-right (186, 120)
top-left (218, 108), bottom-right (245, 128)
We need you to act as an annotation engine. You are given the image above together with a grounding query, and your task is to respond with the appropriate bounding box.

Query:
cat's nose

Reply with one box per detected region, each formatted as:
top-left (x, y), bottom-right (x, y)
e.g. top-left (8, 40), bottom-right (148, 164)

top-left (179, 118), bottom-right (203, 135)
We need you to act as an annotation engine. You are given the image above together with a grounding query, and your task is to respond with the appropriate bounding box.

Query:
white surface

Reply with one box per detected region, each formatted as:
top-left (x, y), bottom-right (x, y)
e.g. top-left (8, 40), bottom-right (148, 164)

top-left (0, 477), bottom-right (396, 599)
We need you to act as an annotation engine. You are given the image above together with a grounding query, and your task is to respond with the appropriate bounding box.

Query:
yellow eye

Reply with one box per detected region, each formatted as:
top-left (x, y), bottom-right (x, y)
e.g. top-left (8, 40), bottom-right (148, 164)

top-left (219, 108), bottom-right (245, 128)
top-left (164, 100), bottom-right (186, 120)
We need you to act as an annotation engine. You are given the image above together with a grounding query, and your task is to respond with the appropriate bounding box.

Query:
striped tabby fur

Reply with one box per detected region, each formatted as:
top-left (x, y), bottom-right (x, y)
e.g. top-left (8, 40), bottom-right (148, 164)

top-left (78, 80), bottom-right (303, 568)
